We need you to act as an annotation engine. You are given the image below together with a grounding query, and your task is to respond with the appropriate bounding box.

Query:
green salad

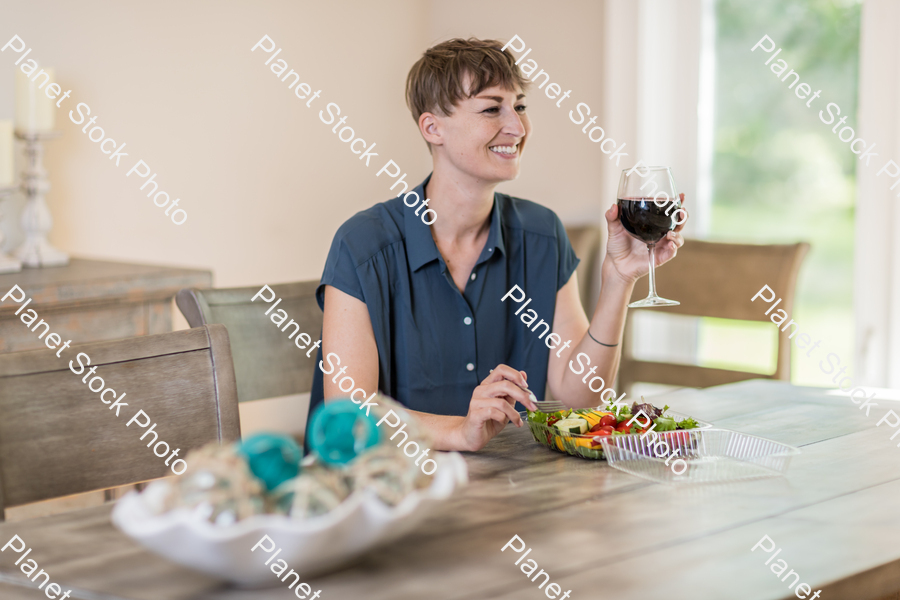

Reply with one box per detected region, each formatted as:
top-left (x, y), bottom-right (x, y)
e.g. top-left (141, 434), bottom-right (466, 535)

top-left (526, 399), bottom-right (701, 460)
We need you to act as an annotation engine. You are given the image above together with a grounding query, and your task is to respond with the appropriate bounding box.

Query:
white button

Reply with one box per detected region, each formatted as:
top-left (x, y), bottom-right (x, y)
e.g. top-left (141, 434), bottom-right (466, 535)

top-left (466, 363), bottom-right (475, 371)
top-left (464, 317), bottom-right (472, 325)
top-left (470, 273), bottom-right (477, 281)
top-left (488, 248), bottom-right (493, 252)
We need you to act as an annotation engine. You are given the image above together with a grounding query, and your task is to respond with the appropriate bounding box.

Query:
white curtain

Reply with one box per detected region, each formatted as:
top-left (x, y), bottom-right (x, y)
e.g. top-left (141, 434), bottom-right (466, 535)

top-left (855, 0), bottom-right (900, 387)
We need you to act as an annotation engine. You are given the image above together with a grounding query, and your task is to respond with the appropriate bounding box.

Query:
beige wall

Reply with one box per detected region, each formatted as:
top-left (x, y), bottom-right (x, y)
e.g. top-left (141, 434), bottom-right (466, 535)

top-left (0, 0), bottom-right (607, 288)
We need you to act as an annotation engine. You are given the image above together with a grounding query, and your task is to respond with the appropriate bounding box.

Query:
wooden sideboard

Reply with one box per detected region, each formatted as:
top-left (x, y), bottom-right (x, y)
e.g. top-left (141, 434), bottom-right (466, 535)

top-left (0, 258), bottom-right (212, 353)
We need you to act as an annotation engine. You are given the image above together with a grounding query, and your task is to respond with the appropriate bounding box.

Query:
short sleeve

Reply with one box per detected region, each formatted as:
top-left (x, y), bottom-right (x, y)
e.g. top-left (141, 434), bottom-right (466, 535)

top-left (554, 215), bottom-right (581, 290)
top-left (317, 236), bottom-right (366, 310)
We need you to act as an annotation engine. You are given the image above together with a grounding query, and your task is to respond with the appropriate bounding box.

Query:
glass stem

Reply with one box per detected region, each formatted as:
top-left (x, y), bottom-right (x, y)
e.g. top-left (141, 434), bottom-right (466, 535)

top-left (646, 243), bottom-right (658, 299)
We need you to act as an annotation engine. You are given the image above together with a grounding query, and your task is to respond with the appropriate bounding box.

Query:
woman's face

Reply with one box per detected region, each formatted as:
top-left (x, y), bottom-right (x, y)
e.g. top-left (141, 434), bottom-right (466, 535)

top-left (429, 82), bottom-right (531, 185)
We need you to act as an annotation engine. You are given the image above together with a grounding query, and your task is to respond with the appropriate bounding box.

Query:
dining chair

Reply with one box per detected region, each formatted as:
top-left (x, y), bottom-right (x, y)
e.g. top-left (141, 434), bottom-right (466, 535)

top-left (0, 324), bottom-right (240, 520)
top-left (618, 240), bottom-right (810, 395)
top-left (564, 225), bottom-right (603, 313)
top-left (176, 281), bottom-right (321, 404)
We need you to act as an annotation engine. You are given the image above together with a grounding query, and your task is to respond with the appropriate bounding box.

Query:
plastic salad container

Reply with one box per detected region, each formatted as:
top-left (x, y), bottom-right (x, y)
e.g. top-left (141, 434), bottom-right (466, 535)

top-left (599, 428), bottom-right (800, 484)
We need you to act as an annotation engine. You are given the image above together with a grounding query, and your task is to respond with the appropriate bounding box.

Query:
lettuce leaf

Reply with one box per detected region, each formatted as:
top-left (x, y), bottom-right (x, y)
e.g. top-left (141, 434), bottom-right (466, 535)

top-left (677, 417), bottom-right (700, 430)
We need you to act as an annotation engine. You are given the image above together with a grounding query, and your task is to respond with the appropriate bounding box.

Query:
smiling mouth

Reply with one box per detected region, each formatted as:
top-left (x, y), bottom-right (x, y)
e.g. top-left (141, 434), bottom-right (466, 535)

top-left (489, 144), bottom-right (519, 155)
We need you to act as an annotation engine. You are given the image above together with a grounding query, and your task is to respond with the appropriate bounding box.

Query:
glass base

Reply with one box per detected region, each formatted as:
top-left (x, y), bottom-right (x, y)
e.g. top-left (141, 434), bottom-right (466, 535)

top-left (628, 295), bottom-right (680, 308)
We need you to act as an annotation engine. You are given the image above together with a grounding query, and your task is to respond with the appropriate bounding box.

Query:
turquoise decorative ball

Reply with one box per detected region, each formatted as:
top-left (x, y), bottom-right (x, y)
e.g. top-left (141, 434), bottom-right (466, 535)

top-left (237, 433), bottom-right (303, 491)
top-left (308, 399), bottom-right (380, 465)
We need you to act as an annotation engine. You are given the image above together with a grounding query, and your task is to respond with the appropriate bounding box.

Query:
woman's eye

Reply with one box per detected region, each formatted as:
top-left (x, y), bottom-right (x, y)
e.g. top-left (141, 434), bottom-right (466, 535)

top-left (482, 105), bottom-right (526, 114)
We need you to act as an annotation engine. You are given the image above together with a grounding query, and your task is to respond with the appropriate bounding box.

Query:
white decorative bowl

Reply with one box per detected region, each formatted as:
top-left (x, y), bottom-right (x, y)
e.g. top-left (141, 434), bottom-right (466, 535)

top-left (112, 452), bottom-right (468, 586)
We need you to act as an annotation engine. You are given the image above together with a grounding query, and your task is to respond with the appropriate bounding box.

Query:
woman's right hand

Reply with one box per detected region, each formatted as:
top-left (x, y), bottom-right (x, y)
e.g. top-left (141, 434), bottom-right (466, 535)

top-left (453, 365), bottom-right (538, 452)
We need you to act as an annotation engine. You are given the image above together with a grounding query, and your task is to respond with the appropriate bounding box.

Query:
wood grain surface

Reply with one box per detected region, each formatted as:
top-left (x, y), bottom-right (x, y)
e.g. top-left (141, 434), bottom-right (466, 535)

top-left (0, 258), bottom-right (213, 310)
top-left (1, 380), bottom-right (898, 600)
top-left (0, 325), bottom-right (240, 514)
top-left (0, 258), bottom-right (213, 354)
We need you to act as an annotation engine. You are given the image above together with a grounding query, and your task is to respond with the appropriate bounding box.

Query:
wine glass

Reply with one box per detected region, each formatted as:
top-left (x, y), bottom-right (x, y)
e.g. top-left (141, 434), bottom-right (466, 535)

top-left (617, 166), bottom-right (684, 308)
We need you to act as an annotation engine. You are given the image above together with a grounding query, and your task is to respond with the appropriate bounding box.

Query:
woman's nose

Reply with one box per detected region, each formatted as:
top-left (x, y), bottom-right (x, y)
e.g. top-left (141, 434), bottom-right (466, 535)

top-left (502, 110), bottom-right (526, 137)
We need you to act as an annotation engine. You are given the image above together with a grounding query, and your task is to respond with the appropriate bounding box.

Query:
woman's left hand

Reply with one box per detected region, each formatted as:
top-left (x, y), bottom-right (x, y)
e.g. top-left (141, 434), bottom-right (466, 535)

top-left (603, 193), bottom-right (687, 284)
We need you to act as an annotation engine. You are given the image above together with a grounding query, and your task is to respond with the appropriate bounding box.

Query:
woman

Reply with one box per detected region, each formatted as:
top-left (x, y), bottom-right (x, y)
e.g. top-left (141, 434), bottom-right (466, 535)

top-left (309, 38), bottom-right (685, 452)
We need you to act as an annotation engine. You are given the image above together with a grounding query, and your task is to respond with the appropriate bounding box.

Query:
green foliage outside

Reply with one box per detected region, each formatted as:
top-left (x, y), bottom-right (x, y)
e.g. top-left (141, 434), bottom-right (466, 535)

top-left (698, 0), bottom-right (861, 386)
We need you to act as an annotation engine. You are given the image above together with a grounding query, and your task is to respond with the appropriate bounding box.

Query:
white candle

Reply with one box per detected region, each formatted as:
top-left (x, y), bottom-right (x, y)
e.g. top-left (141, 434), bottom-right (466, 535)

top-left (0, 120), bottom-right (13, 187)
top-left (15, 67), bottom-right (56, 133)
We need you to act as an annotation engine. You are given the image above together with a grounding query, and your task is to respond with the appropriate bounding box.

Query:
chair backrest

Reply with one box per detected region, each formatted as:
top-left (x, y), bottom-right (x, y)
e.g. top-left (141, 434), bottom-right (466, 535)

top-left (0, 325), bottom-right (240, 519)
top-left (565, 225), bottom-right (603, 313)
top-left (176, 281), bottom-right (322, 403)
top-left (619, 240), bottom-right (809, 393)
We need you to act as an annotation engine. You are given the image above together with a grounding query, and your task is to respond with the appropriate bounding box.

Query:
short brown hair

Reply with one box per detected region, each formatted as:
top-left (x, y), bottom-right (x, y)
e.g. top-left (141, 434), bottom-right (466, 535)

top-left (405, 37), bottom-right (530, 123)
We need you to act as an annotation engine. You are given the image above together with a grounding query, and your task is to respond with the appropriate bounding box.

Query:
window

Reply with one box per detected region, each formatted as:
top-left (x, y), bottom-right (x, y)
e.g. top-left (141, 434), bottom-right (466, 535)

top-left (698, 0), bottom-right (862, 386)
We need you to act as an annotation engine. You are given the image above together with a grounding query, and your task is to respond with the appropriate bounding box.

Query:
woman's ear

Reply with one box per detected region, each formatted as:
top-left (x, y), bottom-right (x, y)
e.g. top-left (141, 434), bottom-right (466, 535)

top-left (419, 111), bottom-right (443, 147)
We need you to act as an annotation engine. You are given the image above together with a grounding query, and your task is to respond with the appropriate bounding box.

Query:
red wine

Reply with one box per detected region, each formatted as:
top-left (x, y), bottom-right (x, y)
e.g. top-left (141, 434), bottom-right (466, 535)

top-left (617, 197), bottom-right (677, 244)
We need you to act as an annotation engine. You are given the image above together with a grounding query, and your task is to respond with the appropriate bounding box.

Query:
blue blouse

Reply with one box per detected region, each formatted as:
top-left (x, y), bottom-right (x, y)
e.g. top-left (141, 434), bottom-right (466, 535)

top-left (308, 174), bottom-right (580, 418)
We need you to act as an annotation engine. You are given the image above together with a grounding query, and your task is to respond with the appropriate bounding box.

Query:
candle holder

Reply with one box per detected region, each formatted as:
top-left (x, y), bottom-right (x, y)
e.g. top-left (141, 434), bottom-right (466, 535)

top-left (0, 185), bottom-right (22, 274)
top-left (14, 130), bottom-right (68, 268)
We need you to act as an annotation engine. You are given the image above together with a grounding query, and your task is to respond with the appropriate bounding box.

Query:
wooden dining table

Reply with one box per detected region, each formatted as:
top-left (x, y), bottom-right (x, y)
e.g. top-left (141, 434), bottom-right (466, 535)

top-left (2, 379), bottom-right (900, 600)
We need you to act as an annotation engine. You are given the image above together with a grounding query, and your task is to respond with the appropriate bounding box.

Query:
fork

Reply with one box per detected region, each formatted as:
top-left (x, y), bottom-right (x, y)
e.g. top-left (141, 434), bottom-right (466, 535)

top-left (531, 399), bottom-right (568, 413)
top-left (488, 369), bottom-right (567, 413)
top-left (511, 384), bottom-right (557, 412)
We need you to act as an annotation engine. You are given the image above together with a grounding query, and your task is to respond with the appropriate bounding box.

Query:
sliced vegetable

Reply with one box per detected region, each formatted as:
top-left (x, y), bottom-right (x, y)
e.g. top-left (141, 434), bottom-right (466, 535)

top-left (555, 418), bottom-right (589, 434)
top-left (578, 412), bottom-right (601, 428)
top-left (554, 436), bottom-right (567, 452)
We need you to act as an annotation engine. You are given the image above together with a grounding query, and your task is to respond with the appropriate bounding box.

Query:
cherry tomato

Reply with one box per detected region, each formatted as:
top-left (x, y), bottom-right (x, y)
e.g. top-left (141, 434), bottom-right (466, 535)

top-left (599, 415), bottom-right (617, 428)
top-left (615, 421), bottom-right (632, 433)
top-left (590, 427), bottom-right (615, 446)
